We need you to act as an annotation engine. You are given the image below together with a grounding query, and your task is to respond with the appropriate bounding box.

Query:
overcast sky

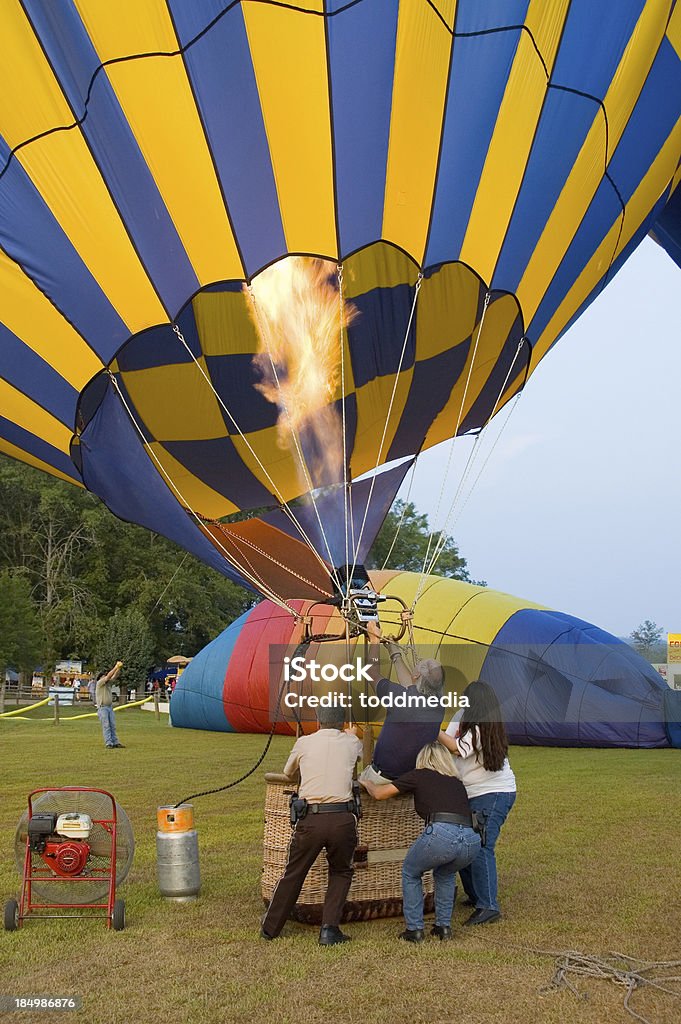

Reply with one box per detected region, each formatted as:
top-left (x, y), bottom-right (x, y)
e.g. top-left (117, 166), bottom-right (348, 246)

top-left (405, 237), bottom-right (679, 638)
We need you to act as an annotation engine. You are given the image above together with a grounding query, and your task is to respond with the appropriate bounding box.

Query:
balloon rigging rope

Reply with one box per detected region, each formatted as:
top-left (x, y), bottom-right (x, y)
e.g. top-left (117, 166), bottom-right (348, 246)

top-left (108, 370), bottom-right (290, 609)
top-left (348, 272), bottom-right (423, 586)
top-left (106, 370), bottom-right (294, 613)
top-left (412, 290), bottom-right (491, 608)
top-left (347, 471), bottom-right (357, 565)
top-left (477, 940), bottom-right (681, 1024)
top-left (379, 453), bottom-right (419, 571)
top-left (150, 551), bottom-right (189, 614)
top-left (423, 339), bottom-right (525, 576)
top-left (170, 323), bottom-right (337, 590)
top-left (421, 336), bottom-right (527, 586)
top-left (245, 289), bottom-right (345, 596)
top-left (338, 263), bottom-right (350, 588)
top-left (438, 379), bottom-right (524, 548)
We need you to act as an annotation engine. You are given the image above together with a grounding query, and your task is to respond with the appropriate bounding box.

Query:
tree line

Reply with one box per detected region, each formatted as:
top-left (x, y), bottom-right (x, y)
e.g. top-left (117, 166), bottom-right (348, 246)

top-left (0, 458), bottom-right (479, 687)
top-left (0, 457), bottom-right (253, 689)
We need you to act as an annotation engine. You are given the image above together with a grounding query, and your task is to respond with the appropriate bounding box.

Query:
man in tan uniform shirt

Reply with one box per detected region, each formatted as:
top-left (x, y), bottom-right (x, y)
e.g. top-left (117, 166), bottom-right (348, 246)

top-left (261, 703), bottom-right (362, 945)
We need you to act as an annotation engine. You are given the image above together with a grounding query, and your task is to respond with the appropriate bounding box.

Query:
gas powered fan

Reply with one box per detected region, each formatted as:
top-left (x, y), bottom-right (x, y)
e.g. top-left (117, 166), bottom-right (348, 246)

top-left (4, 788), bottom-right (134, 931)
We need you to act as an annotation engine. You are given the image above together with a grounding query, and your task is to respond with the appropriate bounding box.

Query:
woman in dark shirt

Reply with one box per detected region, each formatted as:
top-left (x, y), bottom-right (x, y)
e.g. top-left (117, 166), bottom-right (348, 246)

top-left (361, 742), bottom-right (481, 942)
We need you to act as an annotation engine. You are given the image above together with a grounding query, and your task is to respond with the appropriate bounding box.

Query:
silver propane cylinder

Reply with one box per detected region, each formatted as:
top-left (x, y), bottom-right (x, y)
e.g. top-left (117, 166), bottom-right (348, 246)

top-left (156, 804), bottom-right (200, 901)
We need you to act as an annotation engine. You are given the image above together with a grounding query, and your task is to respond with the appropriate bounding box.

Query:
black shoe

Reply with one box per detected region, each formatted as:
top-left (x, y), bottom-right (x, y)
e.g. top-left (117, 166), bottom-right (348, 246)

top-left (105, 744), bottom-right (114, 748)
top-left (399, 928), bottom-right (425, 943)
top-left (430, 925), bottom-right (452, 941)
top-left (464, 908), bottom-right (501, 926)
top-left (260, 928), bottom-right (278, 941)
top-left (319, 925), bottom-right (350, 946)
top-left (461, 898), bottom-right (476, 907)
top-left (113, 743), bottom-right (125, 748)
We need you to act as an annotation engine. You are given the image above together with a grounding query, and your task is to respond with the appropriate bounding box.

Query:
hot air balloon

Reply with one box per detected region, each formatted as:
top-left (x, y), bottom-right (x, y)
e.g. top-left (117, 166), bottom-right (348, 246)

top-left (1, 1), bottom-right (680, 619)
top-left (171, 570), bottom-right (681, 749)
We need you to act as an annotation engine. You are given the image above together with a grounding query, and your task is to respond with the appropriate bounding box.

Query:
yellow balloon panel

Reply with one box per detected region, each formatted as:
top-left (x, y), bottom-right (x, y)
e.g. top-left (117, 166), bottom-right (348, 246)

top-left (242, 3), bottom-right (337, 258)
top-left (382, 0), bottom-right (452, 264)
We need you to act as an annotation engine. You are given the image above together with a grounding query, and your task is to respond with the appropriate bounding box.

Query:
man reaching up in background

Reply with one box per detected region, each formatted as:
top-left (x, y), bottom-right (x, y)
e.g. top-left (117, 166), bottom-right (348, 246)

top-left (95, 661), bottom-right (124, 749)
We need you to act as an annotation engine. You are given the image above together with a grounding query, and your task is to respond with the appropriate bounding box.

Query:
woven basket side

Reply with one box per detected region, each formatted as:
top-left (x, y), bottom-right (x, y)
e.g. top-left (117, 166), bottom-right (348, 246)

top-left (262, 782), bottom-right (433, 921)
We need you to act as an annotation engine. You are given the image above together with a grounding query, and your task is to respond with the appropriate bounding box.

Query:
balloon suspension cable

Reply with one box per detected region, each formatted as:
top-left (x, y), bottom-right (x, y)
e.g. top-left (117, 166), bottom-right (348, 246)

top-left (380, 453), bottom-right (419, 571)
top-left (451, 386), bottom-right (524, 531)
top-left (412, 290), bottom-right (490, 610)
top-left (106, 369), bottom-right (295, 614)
top-left (347, 474), bottom-right (357, 567)
top-left (150, 552), bottom-right (189, 615)
top-left (331, 263), bottom-right (355, 711)
top-left (422, 337), bottom-right (527, 580)
top-left (344, 613), bottom-right (353, 721)
top-left (170, 323), bottom-right (337, 592)
top-left (338, 263), bottom-right (350, 592)
top-left (401, 607), bottom-right (418, 666)
top-left (348, 272), bottom-right (423, 586)
top-left (245, 288), bottom-right (345, 598)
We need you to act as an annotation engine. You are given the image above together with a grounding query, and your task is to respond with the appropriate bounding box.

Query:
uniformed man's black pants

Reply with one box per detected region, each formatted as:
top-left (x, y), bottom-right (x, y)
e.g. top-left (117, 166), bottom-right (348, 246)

top-left (262, 811), bottom-right (357, 937)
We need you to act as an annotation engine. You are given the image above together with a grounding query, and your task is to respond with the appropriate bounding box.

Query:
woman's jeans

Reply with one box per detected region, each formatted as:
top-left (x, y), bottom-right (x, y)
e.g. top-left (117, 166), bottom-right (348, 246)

top-left (460, 791), bottom-right (516, 912)
top-left (97, 705), bottom-right (119, 747)
top-left (402, 823), bottom-right (481, 930)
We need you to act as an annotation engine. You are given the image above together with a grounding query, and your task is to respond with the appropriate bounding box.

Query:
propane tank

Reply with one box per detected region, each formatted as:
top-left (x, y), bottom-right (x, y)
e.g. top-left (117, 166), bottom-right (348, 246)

top-left (156, 804), bottom-right (200, 901)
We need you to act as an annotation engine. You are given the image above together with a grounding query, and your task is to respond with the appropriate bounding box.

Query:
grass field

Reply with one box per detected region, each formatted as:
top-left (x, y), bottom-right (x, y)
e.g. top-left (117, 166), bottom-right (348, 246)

top-left (1, 708), bottom-right (680, 1024)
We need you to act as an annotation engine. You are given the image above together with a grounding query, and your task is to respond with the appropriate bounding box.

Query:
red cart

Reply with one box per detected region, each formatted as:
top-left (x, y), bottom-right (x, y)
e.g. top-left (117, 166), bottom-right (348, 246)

top-left (4, 787), bottom-right (133, 931)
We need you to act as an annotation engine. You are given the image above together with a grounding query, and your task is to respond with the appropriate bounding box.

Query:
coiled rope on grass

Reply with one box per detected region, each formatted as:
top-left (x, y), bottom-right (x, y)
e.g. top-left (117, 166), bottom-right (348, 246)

top-left (538, 949), bottom-right (681, 1024)
top-left (477, 937), bottom-right (681, 1024)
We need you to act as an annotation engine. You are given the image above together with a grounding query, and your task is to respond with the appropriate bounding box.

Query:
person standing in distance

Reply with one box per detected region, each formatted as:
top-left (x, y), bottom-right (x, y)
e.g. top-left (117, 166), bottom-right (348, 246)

top-left (261, 703), bottom-right (362, 945)
top-left (95, 661), bottom-right (124, 749)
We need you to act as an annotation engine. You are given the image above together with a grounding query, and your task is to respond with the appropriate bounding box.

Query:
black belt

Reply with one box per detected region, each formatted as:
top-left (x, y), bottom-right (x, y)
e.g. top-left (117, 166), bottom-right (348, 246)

top-left (428, 812), bottom-right (473, 827)
top-left (370, 764), bottom-right (396, 781)
top-left (308, 801), bottom-right (355, 814)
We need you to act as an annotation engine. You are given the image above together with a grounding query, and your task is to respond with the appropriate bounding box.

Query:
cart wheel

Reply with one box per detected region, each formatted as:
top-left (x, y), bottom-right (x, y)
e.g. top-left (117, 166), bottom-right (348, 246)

top-left (112, 899), bottom-right (125, 931)
top-left (4, 899), bottom-right (19, 931)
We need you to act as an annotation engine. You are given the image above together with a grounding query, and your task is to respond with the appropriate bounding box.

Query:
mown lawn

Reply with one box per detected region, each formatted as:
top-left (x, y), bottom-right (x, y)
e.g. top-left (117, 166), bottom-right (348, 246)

top-left (1, 709), bottom-right (680, 1024)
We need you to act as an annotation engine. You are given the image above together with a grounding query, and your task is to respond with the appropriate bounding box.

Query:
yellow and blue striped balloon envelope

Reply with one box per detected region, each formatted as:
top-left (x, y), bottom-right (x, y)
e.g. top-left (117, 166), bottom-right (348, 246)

top-left (1, 1), bottom-right (680, 601)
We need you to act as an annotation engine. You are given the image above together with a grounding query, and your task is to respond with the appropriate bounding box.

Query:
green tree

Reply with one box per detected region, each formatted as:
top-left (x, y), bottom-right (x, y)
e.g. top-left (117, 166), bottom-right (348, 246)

top-left (0, 456), bottom-right (253, 668)
top-left (0, 570), bottom-right (42, 712)
top-left (34, 485), bottom-right (97, 664)
top-left (630, 620), bottom-right (665, 663)
top-left (367, 500), bottom-right (485, 584)
top-left (93, 608), bottom-right (155, 702)
top-left (130, 558), bottom-right (254, 660)
top-left (78, 495), bottom-right (252, 659)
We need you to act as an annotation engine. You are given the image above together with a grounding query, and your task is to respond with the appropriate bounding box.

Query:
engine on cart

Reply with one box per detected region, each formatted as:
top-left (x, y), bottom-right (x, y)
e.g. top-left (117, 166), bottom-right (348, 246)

top-left (4, 788), bottom-right (135, 932)
top-left (27, 812), bottom-right (93, 878)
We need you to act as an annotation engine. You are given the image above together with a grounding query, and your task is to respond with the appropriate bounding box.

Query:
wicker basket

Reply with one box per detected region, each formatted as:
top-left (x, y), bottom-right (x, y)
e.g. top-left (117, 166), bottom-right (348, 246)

top-left (262, 774), bottom-right (433, 923)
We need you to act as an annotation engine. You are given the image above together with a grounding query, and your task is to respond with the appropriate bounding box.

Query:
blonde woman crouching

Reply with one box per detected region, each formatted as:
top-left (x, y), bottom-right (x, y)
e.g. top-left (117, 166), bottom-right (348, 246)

top-left (361, 742), bottom-right (480, 942)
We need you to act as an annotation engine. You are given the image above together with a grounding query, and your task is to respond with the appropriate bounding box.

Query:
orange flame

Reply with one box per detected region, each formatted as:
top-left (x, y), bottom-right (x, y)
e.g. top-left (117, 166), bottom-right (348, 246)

top-left (246, 257), bottom-right (358, 490)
